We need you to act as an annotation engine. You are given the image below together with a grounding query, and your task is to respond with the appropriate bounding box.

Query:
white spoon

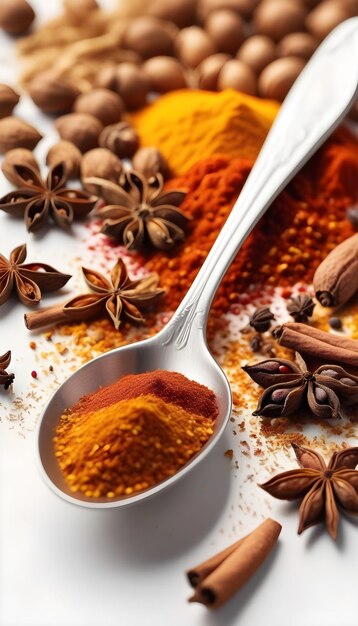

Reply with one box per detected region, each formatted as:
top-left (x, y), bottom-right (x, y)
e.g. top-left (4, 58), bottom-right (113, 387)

top-left (37, 18), bottom-right (358, 508)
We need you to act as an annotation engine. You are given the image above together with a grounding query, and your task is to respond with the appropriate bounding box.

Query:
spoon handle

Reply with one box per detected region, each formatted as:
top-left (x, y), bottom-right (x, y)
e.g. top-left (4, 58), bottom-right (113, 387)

top-left (161, 17), bottom-right (358, 351)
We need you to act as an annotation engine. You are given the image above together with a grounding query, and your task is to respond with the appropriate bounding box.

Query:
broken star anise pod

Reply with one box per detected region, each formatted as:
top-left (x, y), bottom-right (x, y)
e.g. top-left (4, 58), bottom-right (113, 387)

top-left (0, 350), bottom-right (14, 390)
top-left (0, 161), bottom-right (97, 232)
top-left (63, 257), bottom-right (164, 330)
top-left (85, 170), bottom-right (190, 250)
top-left (0, 244), bottom-right (71, 307)
top-left (260, 443), bottom-right (358, 539)
top-left (249, 306), bottom-right (275, 332)
top-left (243, 352), bottom-right (358, 419)
top-left (287, 294), bottom-right (315, 323)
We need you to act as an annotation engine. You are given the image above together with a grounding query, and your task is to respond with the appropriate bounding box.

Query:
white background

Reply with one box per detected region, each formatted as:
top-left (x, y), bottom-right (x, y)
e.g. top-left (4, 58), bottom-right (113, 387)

top-left (1, 2), bottom-right (358, 625)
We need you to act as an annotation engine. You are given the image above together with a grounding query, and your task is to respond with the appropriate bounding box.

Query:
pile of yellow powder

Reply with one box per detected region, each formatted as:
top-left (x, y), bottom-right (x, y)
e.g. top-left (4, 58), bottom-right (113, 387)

top-left (131, 89), bottom-right (279, 175)
top-left (54, 395), bottom-right (214, 499)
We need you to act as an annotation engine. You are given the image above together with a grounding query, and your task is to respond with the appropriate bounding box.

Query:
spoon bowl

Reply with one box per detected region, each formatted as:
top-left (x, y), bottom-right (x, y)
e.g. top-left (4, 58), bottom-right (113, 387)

top-left (36, 18), bottom-right (358, 508)
top-left (37, 329), bottom-right (232, 508)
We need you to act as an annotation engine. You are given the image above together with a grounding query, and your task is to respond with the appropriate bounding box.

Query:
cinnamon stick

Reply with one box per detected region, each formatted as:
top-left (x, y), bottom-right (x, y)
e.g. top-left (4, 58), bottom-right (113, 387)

top-left (187, 518), bottom-right (281, 610)
top-left (274, 323), bottom-right (358, 366)
top-left (282, 323), bottom-right (358, 352)
top-left (24, 304), bottom-right (70, 330)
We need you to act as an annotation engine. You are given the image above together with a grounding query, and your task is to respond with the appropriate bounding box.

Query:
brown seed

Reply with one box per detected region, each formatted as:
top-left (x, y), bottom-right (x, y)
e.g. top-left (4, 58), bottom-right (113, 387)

top-left (204, 9), bottom-right (245, 54)
top-left (320, 369), bottom-right (339, 378)
top-left (97, 64), bottom-right (149, 110)
top-left (2, 148), bottom-right (39, 184)
top-left (121, 16), bottom-right (177, 59)
top-left (132, 147), bottom-right (170, 179)
top-left (175, 26), bottom-right (216, 68)
top-left (258, 57), bottom-right (305, 101)
top-left (196, 53), bottom-right (231, 90)
top-left (314, 387), bottom-right (328, 403)
top-left (0, 84), bottom-right (20, 118)
top-left (198, 0), bottom-right (260, 20)
top-left (340, 377), bottom-right (357, 387)
top-left (55, 113), bottom-right (103, 153)
top-left (73, 89), bottom-right (125, 126)
top-left (81, 148), bottom-right (123, 193)
top-left (0, 0), bottom-right (35, 34)
top-left (27, 73), bottom-right (80, 114)
top-left (218, 59), bottom-right (257, 96)
top-left (143, 57), bottom-right (188, 94)
top-left (148, 0), bottom-right (197, 27)
top-left (46, 141), bottom-right (82, 178)
top-left (306, 0), bottom-right (352, 41)
top-left (277, 32), bottom-right (318, 60)
top-left (271, 388), bottom-right (290, 403)
top-left (254, 0), bottom-right (307, 41)
top-left (0, 117), bottom-right (42, 153)
top-left (237, 35), bottom-right (277, 75)
top-left (99, 122), bottom-right (139, 159)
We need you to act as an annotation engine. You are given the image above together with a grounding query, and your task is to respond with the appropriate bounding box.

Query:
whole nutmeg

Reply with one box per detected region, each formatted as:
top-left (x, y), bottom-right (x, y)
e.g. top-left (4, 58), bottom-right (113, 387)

top-left (306, 1), bottom-right (352, 41)
top-left (254, 0), bottom-right (306, 41)
top-left (46, 140), bottom-right (82, 178)
top-left (196, 53), bottom-right (230, 90)
top-left (73, 89), bottom-right (125, 126)
top-left (0, 117), bottom-right (42, 153)
top-left (277, 32), bottom-right (317, 60)
top-left (55, 113), bottom-right (103, 153)
top-left (97, 63), bottom-right (149, 110)
top-left (0, 84), bottom-right (20, 118)
top-left (237, 36), bottom-right (276, 75)
top-left (175, 26), bottom-right (216, 68)
top-left (0, 0), bottom-right (35, 34)
top-left (132, 147), bottom-right (170, 180)
top-left (2, 148), bottom-right (39, 184)
top-left (81, 148), bottom-right (123, 193)
top-left (148, 0), bottom-right (197, 27)
top-left (258, 56), bottom-right (305, 101)
top-left (27, 73), bottom-right (80, 114)
top-left (121, 17), bottom-right (177, 59)
top-left (217, 59), bottom-right (257, 95)
top-left (198, 0), bottom-right (260, 20)
top-left (204, 10), bottom-right (245, 55)
top-left (99, 122), bottom-right (139, 159)
top-left (143, 57), bottom-right (188, 93)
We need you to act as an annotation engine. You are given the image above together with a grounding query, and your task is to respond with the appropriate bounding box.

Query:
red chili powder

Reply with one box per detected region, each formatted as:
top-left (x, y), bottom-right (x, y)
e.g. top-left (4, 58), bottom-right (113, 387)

top-left (69, 370), bottom-right (218, 419)
top-left (144, 127), bottom-right (358, 314)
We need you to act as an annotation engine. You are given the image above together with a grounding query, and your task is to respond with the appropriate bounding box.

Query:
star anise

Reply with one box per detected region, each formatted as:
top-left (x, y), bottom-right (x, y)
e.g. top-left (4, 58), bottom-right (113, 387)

top-left (0, 161), bottom-right (97, 232)
top-left (0, 244), bottom-right (71, 307)
top-left (260, 443), bottom-right (358, 539)
top-left (243, 352), bottom-right (358, 419)
top-left (63, 258), bottom-right (164, 330)
top-left (0, 350), bottom-right (14, 390)
top-left (287, 294), bottom-right (315, 323)
top-left (249, 306), bottom-right (275, 332)
top-left (84, 170), bottom-right (189, 250)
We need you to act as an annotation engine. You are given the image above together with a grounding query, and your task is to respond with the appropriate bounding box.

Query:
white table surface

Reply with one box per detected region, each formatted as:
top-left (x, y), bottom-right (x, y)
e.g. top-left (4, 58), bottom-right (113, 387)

top-left (1, 2), bottom-right (358, 625)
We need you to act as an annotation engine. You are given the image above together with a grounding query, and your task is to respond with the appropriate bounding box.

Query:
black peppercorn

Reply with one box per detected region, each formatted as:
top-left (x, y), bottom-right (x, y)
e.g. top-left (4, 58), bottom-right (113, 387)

top-left (329, 316), bottom-right (342, 330)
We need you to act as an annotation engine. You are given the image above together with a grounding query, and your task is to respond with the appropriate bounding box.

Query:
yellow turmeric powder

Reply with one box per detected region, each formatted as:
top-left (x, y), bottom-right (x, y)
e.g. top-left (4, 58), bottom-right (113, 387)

top-left (54, 394), bottom-right (215, 499)
top-left (130, 88), bottom-right (279, 175)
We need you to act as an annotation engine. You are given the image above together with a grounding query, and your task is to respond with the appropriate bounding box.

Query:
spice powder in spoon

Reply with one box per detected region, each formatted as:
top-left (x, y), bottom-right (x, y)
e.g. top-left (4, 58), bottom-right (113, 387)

top-left (53, 370), bottom-right (218, 499)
